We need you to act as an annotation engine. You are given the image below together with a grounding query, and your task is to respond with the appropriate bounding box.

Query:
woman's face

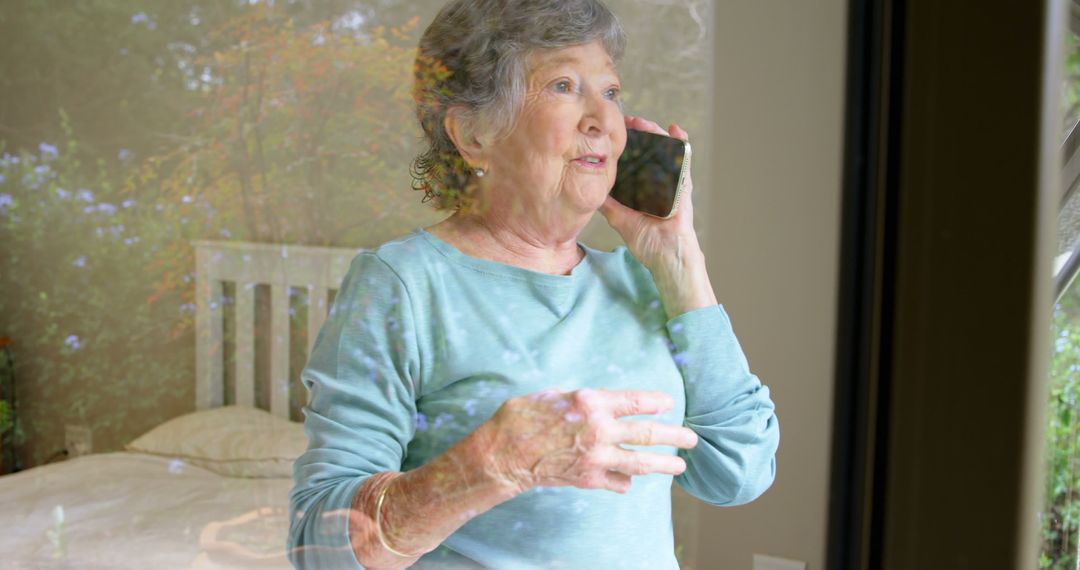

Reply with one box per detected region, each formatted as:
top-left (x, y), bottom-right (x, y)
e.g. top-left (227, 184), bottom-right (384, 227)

top-left (479, 40), bottom-right (627, 220)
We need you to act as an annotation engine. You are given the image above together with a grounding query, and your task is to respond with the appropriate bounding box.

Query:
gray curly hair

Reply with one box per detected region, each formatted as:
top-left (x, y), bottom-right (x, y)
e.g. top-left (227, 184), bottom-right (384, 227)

top-left (411, 0), bottom-right (627, 210)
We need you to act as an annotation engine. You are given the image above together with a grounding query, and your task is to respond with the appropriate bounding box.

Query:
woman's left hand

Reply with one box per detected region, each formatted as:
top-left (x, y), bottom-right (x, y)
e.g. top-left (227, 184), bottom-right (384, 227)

top-left (599, 116), bottom-right (718, 318)
top-left (598, 116), bottom-right (701, 272)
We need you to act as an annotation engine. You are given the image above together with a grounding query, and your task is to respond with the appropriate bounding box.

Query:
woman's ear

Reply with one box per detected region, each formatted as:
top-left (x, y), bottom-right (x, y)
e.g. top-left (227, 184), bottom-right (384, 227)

top-left (444, 108), bottom-right (487, 166)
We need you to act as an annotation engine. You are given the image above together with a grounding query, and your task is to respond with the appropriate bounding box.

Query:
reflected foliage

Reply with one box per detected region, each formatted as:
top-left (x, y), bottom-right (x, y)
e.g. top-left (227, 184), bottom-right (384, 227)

top-left (0, 1), bottom-right (708, 566)
top-left (0, 0), bottom-right (433, 468)
top-left (1043, 287), bottom-right (1080, 568)
top-left (0, 339), bottom-right (20, 473)
top-left (137, 4), bottom-right (425, 352)
top-left (1041, 31), bottom-right (1080, 570)
top-left (0, 117), bottom-right (194, 467)
top-left (0, 0), bottom-right (709, 484)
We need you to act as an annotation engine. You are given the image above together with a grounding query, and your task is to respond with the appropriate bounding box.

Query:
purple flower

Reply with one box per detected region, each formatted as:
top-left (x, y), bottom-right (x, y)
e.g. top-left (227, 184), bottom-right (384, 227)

top-left (55, 187), bottom-right (70, 200)
top-left (108, 224), bottom-right (124, 236)
top-left (219, 228), bottom-right (231, 238)
top-left (72, 256), bottom-right (86, 268)
top-left (33, 164), bottom-right (50, 176)
top-left (117, 148), bottom-right (132, 161)
top-left (0, 174), bottom-right (6, 185)
top-left (181, 195), bottom-right (193, 204)
top-left (97, 203), bottom-right (118, 216)
top-left (38, 143), bottom-right (58, 160)
top-left (122, 199), bottom-right (136, 209)
top-left (334, 10), bottom-right (365, 31)
top-left (0, 194), bottom-right (12, 210)
top-left (432, 412), bottom-right (453, 430)
top-left (76, 189), bottom-right (94, 203)
top-left (179, 303), bottom-right (196, 315)
top-left (131, 12), bottom-right (149, 24)
top-left (168, 458), bottom-right (185, 474)
top-left (65, 335), bottom-right (81, 351)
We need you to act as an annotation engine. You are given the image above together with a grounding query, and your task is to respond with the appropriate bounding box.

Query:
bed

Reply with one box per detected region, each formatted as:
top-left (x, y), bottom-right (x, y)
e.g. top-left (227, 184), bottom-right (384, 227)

top-left (0, 239), bottom-right (361, 569)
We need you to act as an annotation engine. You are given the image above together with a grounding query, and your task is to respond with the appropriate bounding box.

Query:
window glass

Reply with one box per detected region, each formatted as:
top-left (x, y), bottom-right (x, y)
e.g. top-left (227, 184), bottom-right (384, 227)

top-left (0, 1), bottom-right (712, 567)
top-left (1056, 32), bottom-right (1080, 269)
top-left (1041, 30), bottom-right (1080, 570)
top-left (1044, 288), bottom-right (1080, 570)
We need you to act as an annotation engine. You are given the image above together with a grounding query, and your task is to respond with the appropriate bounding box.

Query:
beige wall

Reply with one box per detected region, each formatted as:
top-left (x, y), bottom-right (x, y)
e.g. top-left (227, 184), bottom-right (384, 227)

top-left (691, 1), bottom-right (848, 569)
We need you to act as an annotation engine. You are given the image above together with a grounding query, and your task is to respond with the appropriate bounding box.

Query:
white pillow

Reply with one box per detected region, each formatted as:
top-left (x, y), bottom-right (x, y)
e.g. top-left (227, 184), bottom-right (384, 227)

top-left (126, 406), bottom-right (306, 478)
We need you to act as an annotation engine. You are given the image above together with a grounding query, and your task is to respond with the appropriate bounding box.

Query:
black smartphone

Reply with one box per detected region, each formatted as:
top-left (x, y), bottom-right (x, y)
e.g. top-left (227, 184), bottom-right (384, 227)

top-left (610, 129), bottom-right (692, 219)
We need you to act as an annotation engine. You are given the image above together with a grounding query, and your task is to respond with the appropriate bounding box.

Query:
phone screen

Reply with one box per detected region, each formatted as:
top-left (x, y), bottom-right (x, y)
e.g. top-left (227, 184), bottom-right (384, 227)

top-left (610, 129), bottom-right (689, 218)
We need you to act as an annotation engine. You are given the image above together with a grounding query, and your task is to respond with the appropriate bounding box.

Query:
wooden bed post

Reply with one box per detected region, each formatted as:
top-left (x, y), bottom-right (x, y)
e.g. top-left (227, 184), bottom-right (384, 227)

top-left (191, 240), bottom-right (361, 419)
top-left (194, 245), bottom-right (224, 411)
top-left (234, 281), bottom-right (256, 409)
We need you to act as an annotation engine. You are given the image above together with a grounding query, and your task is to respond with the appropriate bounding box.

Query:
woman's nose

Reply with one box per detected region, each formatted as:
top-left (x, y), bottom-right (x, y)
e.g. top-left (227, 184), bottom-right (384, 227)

top-left (579, 91), bottom-right (620, 136)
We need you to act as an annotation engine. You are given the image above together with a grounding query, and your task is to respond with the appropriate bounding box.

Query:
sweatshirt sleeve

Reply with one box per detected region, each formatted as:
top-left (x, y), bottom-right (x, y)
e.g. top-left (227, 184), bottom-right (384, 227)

top-left (668, 304), bottom-right (779, 506)
top-left (287, 252), bottom-right (420, 569)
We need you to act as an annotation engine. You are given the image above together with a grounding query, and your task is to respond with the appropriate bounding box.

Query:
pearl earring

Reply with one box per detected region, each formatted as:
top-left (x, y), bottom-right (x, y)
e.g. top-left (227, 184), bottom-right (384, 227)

top-left (475, 167), bottom-right (486, 178)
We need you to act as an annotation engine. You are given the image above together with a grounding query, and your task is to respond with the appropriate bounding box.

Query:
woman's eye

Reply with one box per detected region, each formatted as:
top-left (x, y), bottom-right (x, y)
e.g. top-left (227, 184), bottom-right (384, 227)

top-left (605, 87), bottom-right (621, 100)
top-left (553, 80), bottom-right (572, 93)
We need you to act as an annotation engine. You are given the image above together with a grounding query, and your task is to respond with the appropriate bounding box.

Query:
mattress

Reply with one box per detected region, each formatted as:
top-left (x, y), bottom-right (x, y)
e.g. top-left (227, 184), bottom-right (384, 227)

top-left (0, 452), bottom-right (293, 569)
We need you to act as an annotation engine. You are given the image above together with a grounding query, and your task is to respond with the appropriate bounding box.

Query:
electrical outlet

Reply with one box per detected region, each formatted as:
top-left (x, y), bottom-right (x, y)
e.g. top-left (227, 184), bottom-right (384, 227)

top-left (64, 424), bottom-right (92, 458)
top-left (753, 554), bottom-right (807, 570)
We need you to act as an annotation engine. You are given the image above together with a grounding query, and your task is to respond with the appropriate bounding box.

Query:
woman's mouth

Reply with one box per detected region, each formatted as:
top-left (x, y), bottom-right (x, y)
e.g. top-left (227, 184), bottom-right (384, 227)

top-left (572, 154), bottom-right (607, 169)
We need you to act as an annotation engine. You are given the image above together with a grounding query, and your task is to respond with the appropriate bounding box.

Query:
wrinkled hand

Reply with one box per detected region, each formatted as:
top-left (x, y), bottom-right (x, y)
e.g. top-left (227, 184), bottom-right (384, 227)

top-left (599, 117), bottom-right (700, 272)
top-left (479, 387), bottom-right (698, 495)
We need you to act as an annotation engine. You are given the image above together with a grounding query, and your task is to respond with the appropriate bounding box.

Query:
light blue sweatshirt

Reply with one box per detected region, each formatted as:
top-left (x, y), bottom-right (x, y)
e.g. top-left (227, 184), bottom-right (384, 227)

top-left (287, 227), bottom-right (779, 569)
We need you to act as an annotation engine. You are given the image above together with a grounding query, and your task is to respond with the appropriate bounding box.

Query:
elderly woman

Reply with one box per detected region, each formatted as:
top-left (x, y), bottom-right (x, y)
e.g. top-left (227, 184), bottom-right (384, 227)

top-left (287, 0), bottom-right (779, 568)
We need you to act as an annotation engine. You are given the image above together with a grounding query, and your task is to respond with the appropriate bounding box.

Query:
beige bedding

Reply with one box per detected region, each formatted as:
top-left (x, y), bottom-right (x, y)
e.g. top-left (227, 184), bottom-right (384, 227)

top-left (0, 452), bottom-right (293, 569)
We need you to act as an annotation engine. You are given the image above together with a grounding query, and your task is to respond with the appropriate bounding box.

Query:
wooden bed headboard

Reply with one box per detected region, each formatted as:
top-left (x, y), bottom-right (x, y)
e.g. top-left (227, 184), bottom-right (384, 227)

top-left (192, 240), bottom-right (363, 419)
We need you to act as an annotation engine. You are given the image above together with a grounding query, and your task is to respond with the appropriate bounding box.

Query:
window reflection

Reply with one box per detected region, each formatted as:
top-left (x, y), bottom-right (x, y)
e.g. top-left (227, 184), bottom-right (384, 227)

top-left (0, 0), bottom-right (711, 567)
top-left (1041, 29), bottom-right (1080, 570)
top-left (1044, 289), bottom-right (1080, 569)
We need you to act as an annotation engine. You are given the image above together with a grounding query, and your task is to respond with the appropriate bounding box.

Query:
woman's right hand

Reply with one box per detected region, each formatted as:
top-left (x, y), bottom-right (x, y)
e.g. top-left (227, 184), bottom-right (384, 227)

top-left (476, 387), bottom-right (699, 495)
